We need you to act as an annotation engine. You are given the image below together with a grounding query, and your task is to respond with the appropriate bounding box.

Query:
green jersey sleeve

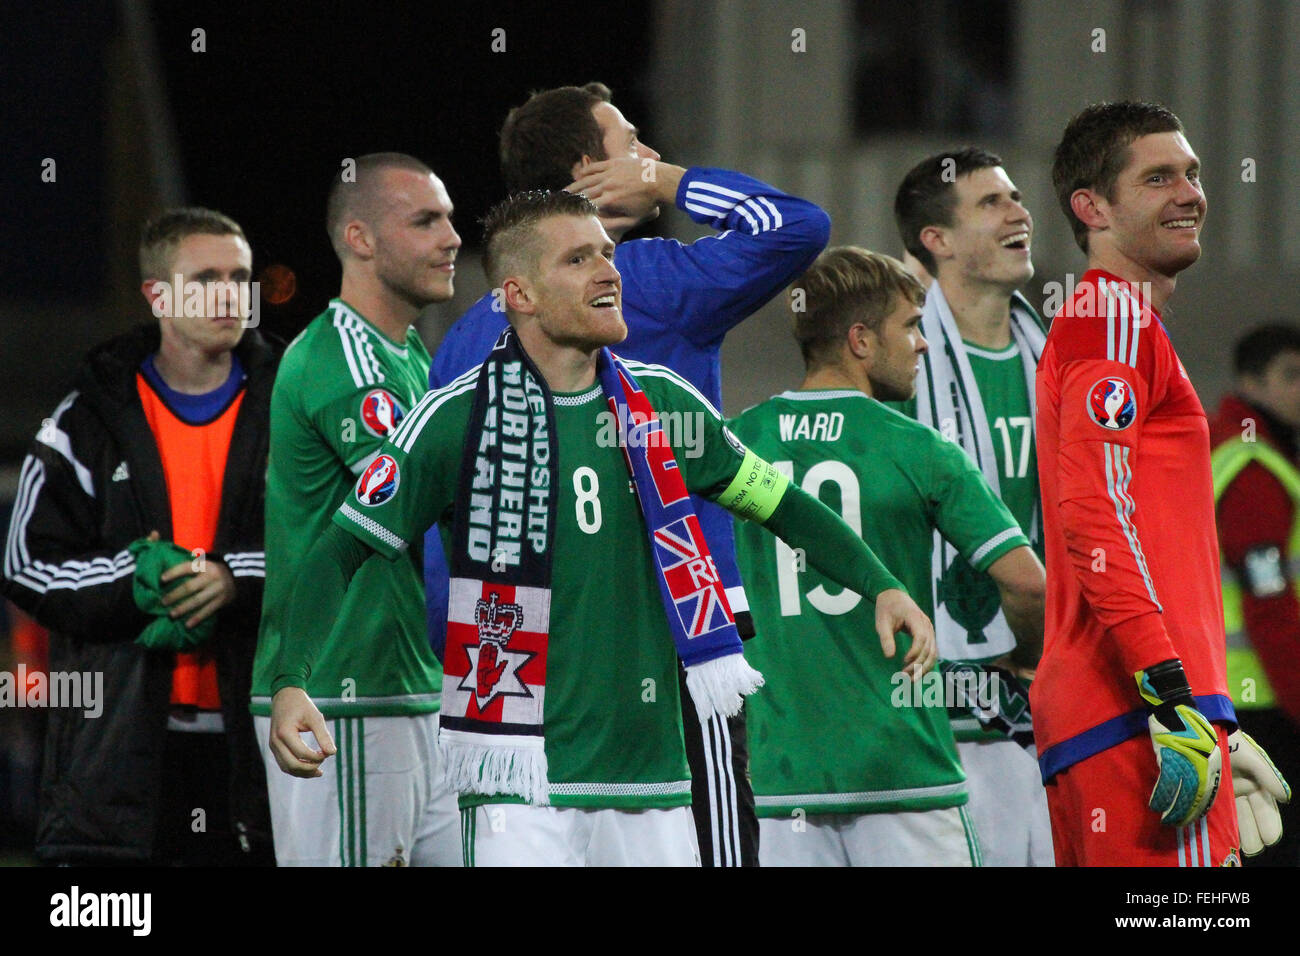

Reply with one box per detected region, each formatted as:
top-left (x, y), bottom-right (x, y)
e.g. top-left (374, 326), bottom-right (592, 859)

top-left (307, 379), bottom-right (411, 474)
top-left (332, 378), bottom-right (475, 559)
top-left (928, 437), bottom-right (1029, 572)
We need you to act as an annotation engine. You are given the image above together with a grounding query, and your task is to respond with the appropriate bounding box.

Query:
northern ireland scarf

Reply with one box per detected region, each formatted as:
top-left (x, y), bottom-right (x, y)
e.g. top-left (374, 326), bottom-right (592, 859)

top-left (914, 282), bottom-right (1046, 662)
top-left (439, 330), bottom-right (761, 804)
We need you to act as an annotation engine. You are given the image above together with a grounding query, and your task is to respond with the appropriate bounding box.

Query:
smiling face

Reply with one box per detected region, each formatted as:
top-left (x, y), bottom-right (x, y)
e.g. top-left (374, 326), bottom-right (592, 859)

top-left (939, 166), bottom-right (1034, 290)
top-left (522, 214), bottom-right (626, 352)
top-left (1095, 131), bottom-right (1206, 278)
top-left (368, 168), bottom-right (461, 307)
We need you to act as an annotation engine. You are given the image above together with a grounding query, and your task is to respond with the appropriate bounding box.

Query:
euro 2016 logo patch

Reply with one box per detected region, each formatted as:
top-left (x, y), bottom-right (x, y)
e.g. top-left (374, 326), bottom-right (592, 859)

top-left (357, 454), bottom-right (399, 506)
top-left (1087, 376), bottom-right (1137, 430)
top-left (360, 389), bottom-right (404, 437)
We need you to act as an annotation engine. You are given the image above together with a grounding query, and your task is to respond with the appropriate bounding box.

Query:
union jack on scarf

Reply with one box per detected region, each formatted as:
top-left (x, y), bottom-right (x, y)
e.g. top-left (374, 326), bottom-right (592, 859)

top-left (656, 516), bottom-right (733, 639)
top-left (598, 352), bottom-right (763, 713)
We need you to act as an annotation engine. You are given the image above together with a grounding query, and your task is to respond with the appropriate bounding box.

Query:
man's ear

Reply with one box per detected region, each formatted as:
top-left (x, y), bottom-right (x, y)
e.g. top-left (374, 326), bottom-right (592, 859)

top-left (342, 220), bottom-right (375, 260)
top-left (502, 275), bottom-right (535, 316)
top-left (847, 322), bottom-right (874, 361)
top-left (140, 278), bottom-right (166, 313)
top-left (570, 155), bottom-right (596, 183)
top-left (919, 225), bottom-right (951, 267)
top-left (1070, 188), bottom-right (1108, 234)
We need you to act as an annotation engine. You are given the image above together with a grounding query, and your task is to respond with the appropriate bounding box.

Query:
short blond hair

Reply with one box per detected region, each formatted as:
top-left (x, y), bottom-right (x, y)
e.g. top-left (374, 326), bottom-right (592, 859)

top-left (482, 189), bottom-right (601, 292)
top-left (139, 207), bottom-right (246, 281)
top-left (791, 246), bottom-right (925, 370)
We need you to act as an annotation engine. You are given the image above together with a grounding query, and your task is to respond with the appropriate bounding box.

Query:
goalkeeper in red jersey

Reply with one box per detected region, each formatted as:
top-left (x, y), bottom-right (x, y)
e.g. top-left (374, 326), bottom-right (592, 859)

top-left (1035, 102), bottom-right (1289, 866)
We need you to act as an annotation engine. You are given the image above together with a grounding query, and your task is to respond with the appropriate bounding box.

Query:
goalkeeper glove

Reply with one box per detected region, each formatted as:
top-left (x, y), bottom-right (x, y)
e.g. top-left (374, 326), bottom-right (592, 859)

top-left (1135, 659), bottom-right (1222, 827)
top-left (1227, 729), bottom-right (1292, 856)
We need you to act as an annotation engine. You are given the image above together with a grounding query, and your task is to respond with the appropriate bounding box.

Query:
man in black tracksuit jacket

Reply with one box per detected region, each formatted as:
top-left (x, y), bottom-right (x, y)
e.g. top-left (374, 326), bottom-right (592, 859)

top-left (1, 208), bottom-right (277, 864)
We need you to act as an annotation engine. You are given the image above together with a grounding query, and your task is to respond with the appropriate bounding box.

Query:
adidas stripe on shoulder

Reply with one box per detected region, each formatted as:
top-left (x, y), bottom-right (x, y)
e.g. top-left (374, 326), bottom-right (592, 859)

top-left (390, 364), bottom-right (481, 453)
top-left (331, 306), bottom-right (387, 388)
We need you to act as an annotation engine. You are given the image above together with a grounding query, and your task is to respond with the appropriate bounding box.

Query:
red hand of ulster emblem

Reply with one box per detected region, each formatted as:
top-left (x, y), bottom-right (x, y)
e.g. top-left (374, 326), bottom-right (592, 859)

top-left (476, 642), bottom-right (509, 698)
top-left (471, 592), bottom-right (524, 704)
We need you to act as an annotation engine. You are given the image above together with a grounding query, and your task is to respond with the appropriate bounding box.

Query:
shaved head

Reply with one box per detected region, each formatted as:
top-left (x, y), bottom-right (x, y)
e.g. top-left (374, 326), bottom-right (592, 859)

top-left (326, 152), bottom-right (437, 259)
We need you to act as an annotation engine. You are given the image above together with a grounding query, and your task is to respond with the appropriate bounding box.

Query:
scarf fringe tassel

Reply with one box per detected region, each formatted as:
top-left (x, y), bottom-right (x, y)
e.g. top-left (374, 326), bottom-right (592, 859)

top-left (685, 654), bottom-right (765, 719)
top-left (439, 730), bottom-right (551, 806)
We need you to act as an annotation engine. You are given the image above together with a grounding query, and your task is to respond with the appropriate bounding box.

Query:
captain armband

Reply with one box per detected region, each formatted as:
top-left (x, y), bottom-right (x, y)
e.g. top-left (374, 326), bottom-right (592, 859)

top-left (716, 449), bottom-right (790, 523)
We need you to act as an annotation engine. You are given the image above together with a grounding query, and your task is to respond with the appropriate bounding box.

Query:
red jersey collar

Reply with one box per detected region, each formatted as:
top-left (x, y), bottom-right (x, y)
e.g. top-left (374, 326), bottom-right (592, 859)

top-left (1081, 268), bottom-right (1163, 321)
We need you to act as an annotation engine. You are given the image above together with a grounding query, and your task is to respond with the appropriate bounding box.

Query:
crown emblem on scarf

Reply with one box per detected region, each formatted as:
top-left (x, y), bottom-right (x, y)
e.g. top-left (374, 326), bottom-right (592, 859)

top-left (475, 592), bottom-right (523, 647)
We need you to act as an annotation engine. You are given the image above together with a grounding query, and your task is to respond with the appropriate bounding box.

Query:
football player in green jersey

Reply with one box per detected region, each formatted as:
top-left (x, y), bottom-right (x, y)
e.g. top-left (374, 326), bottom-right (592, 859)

top-left (252, 153), bottom-right (463, 866)
top-left (732, 247), bottom-right (1045, 865)
top-left (894, 148), bottom-right (1052, 865)
top-left (268, 191), bottom-right (935, 866)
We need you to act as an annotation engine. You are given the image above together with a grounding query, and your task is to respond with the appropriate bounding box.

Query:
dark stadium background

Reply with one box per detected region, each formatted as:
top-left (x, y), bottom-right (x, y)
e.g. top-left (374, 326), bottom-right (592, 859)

top-left (2, 0), bottom-right (656, 384)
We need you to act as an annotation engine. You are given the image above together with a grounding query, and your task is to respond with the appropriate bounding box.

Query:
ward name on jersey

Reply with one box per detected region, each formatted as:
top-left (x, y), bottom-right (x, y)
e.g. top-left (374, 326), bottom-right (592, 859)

top-left (731, 390), bottom-right (1028, 815)
top-left (252, 299), bottom-right (442, 718)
